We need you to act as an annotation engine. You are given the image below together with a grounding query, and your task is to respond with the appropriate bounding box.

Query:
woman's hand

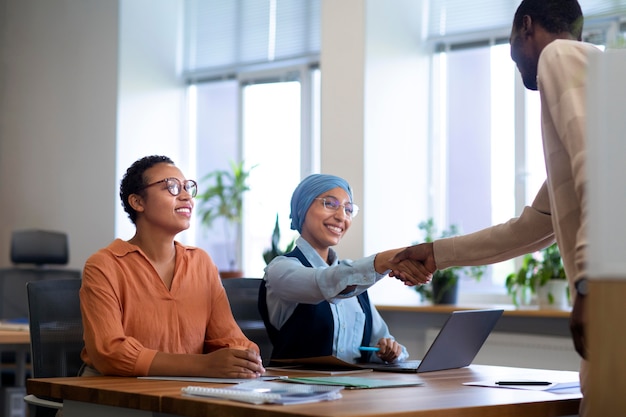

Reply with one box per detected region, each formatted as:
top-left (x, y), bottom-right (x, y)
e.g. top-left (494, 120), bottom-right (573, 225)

top-left (375, 246), bottom-right (434, 285)
top-left (375, 338), bottom-right (402, 363)
top-left (202, 348), bottom-right (265, 378)
top-left (387, 243), bottom-right (437, 286)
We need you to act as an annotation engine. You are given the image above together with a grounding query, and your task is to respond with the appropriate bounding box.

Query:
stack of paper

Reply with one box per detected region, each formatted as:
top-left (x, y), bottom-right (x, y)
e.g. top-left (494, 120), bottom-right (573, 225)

top-left (181, 380), bottom-right (343, 405)
top-left (285, 376), bottom-right (423, 389)
top-left (0, 318), bottom-right (29, 331)
top-left (267, 355), bottom-right (374, 375)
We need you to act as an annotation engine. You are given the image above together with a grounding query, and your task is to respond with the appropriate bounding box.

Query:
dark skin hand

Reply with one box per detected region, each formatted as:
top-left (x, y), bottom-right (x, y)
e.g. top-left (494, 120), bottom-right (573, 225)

top-left (389, 239), bottom-right (591, 360)
top-left (387, 243), bottom-right (437, 286)
top-left (149, 347), bottom-right (265, 378)
top-left (341, 255), bottom-right (433, 294)
top-left (375, 338), bottom-right (403, 363)
top-left (373, 248), bottom-right (434, 285)
top-left (569, 294), bottom-right (587, 359)
top-left (202, 348), bottom-right (266, 378)
top-left (393, 258), bottom-right (436, 284)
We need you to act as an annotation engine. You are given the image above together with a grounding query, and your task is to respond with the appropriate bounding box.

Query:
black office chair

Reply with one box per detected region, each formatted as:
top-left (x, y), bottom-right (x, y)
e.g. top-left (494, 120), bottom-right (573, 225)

top-left (221, 278), bottom-right (273, 365)
top-left (24, 278), bottom-right (84, 417)
top-left (0, 229), bottom-right (81, 389)
top-left (0, 230), bottom-right (81, 320)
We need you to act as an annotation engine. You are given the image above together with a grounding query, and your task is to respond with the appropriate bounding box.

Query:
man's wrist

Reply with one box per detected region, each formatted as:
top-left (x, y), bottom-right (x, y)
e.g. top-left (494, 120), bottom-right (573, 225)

top-left (574, 277), bottom-right (589, 296)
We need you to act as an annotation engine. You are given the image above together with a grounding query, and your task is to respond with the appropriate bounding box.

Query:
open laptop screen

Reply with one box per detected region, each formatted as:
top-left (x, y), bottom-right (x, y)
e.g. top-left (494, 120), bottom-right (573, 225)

top-left (365, 308), bottom-right (504, 373)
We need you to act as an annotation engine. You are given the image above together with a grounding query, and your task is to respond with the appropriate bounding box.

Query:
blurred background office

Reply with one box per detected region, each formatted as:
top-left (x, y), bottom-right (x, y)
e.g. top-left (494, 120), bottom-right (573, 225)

top-left (1, 0), bottom-right (624, 305)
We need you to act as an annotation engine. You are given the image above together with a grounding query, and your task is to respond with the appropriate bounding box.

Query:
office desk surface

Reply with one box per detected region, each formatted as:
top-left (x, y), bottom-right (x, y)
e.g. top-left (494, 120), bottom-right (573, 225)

top-left (27, 365), bottom-right (581, 417)
top-left (376, 303), bottom-right (572, 318)
top-left (0, 329), bottom-right (30, 345)
top-left (0, 329), bottom-right (31, 387)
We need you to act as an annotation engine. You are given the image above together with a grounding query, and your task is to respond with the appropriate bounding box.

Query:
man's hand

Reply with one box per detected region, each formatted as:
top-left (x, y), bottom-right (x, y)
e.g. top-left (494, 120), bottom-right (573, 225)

top-left (388, 243), bottom-right (437, 286)
top-left (569, 293), bottom-right (587, 359)
top-left (374, 247), bottom-right (432, 285)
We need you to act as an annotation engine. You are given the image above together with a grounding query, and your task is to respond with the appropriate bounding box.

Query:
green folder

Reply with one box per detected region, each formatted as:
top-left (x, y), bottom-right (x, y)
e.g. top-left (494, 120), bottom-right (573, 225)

top-left (284, 376), bottom-right (423, 389)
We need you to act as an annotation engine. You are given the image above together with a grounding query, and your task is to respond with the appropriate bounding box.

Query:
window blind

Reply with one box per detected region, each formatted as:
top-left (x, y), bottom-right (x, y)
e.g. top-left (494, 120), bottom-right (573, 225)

top-left (184, 0), bottom-right (320, 80)
top-left (428, 0), bottom-right (626, 42)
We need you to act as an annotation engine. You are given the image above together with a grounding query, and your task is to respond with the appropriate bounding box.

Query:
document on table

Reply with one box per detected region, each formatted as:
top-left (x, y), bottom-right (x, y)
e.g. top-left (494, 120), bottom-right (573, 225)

top-left (267, 355), bottom-right (374, 375)
top-left (464, 379), bottom-right (580, 393)
top-left (0, 318), bottom-right (29, 331)
top-left (284, 376), bottom-right (424, 389)
top-left (181, 380), bottom-right (343, 405)
top-left (139, 375), bottom-right (286, 383)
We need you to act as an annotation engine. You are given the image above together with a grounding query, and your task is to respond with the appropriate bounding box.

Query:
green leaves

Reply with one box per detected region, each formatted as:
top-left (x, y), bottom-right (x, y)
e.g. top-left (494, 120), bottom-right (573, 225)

top-left (505, 243), bottom-right (565, 307)
top-left (195, 160), bottom-right (255, 269)
top-left (262, 214), bottom-right (296, 265)
top-left (414, 218), bottom-right (485, 303)
top-left (196, 160), bottom-right (254, 228)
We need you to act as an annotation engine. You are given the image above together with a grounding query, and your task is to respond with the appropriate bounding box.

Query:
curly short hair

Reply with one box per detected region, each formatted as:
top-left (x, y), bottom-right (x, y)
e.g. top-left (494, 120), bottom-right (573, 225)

top-left (513, 0), bottom-right (583, 40)
top-left (120, 155), bottom-right (174, 224)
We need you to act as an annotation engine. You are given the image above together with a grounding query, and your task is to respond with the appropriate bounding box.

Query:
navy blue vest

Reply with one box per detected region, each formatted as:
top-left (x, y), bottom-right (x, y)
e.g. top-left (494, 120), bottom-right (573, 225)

top-left (258, 247), bottom-right (373, 364)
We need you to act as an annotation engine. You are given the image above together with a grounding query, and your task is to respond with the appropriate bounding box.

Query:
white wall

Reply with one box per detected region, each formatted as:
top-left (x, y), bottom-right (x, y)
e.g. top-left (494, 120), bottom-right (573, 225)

top-left (321, 0), bottom-right (430, 259)
top-left (115, 0), bottom-right (188, 242)
top-left (587, 48), bottom-right (626, 278)
top-left (363, 0), bottom-right (430, 255)
top-left (320, 0), bottom-right (367, 260)
top-left (0, 0), bottom-right (118, 269)
top-left (0, 0), bottom-right (188, 269)
top-left (0, 0), bottom-right (430, 306)
top-left (321, 0), bottom-right (430, 302)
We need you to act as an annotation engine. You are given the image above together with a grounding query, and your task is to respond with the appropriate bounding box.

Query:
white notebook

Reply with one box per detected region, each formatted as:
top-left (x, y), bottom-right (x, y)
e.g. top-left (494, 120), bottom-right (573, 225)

top-left (181, 380), bottom-right (343, 405)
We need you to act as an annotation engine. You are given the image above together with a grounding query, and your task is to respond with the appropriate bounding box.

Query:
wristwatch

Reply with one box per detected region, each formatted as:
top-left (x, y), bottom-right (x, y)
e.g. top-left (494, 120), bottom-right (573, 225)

top-left (574, 278), bottom-right (589, 296)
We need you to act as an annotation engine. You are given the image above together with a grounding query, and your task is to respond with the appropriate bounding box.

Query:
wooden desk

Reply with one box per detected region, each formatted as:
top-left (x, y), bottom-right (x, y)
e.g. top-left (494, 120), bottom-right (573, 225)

top-left (0, 329), bottom-right (31, 387)
top-left (376, 303), bottom-right (572, 318)
top-left (0, 330), bottom-right (30, 345)
top-left (27, 365), bottom-right (581, 417)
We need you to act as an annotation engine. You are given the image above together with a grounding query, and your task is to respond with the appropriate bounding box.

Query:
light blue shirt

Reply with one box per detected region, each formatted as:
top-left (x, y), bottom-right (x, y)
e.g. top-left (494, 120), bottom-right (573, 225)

top-left (263, 237), bottom-right (409, 363)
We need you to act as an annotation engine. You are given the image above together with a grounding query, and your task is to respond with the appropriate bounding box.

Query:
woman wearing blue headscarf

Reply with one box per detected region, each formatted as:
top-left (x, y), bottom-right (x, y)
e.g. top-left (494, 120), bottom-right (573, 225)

top-left (259, 174), bottom-right (424, 365)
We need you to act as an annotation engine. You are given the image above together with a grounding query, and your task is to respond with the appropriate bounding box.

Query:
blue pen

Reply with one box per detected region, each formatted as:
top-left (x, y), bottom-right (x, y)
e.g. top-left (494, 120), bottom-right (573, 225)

top-left (359, 346), bottom-right (380, 352)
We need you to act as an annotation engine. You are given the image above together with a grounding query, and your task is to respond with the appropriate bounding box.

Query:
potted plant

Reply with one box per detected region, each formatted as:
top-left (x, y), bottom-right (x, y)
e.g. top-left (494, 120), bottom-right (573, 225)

top-left (262, 214), bottom-right (296, 265)
top-left (413, 219), bottom-right (485, 304)
top-left (196, 160), bottom-right (254, 277)
top-left (505, 243), bottom-right (569, 309)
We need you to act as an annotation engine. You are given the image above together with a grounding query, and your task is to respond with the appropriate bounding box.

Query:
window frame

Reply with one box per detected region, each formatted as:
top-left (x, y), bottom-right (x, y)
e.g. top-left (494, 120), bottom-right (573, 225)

top-left (428, 18), bottom-right (625, 300)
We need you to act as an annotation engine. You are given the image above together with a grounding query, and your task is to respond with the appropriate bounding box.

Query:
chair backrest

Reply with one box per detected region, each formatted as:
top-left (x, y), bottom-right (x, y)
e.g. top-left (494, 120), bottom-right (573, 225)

top-left (221, 277), bottom-right (272, 365)
top-left (11, 230), bottom-right (69, 265)
top-left (0, 230), bottom-right (81, 320)
top-left (26, 278), bottom-right (84, 379)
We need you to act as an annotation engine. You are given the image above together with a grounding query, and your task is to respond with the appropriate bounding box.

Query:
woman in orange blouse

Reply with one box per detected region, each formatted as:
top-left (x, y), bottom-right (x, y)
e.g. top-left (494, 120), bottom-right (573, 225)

top-left (80, 155), bottom-right (264, 378)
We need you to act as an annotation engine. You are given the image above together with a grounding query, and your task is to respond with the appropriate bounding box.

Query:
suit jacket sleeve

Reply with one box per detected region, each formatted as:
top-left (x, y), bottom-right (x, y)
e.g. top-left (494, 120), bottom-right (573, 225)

top-left (433, 181), bottom-right (554, 269)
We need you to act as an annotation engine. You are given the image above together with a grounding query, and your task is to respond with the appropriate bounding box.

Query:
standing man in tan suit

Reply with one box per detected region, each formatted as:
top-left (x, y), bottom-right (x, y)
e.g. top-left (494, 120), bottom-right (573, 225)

top-left (390, 1), bottom-right (601, 415)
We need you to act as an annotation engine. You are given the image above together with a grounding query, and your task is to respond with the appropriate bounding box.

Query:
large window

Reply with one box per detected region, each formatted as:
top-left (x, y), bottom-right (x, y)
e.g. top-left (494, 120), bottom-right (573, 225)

top-left (431, 18), bottom-right (625, 295)
top-left (184, 0), bottom-right (625, 292)
top-left (184, 0), bottom-right (320, 276)
top-left (242, 79), bottom-right (303, 277)
top-left (432, 42), bottom-right (542, 291)
top-left (190, 67), bottom-right (319, 276)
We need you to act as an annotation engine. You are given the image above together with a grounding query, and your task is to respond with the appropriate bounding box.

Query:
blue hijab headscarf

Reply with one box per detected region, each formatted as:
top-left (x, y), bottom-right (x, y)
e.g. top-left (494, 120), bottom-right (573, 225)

top-left (290, 174), bottom-right (353, 233)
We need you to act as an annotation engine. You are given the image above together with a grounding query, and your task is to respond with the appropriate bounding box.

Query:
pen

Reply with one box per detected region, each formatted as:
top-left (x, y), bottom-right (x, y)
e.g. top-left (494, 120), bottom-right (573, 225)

top-left (495, 381), bottom-right (552, 386)
top-left (359, 346), bottom-right (380, 352)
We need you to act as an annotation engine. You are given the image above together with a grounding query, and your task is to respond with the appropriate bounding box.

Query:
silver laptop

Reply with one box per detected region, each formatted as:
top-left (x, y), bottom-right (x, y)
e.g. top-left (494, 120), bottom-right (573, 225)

top-left (366, 308), bottom-right (503, 373)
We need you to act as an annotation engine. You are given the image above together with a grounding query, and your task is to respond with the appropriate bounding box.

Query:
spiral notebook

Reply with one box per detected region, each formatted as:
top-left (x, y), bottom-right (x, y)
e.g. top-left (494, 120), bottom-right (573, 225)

top-left (181, 380), bottom-right (343, 405)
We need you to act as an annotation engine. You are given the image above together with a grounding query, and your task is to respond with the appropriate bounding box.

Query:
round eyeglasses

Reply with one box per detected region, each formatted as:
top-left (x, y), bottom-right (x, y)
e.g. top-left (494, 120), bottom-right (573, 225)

top-left (314, 197), bottom-right (359, 219)
top-left (141, 177), bottom-right (198, 198)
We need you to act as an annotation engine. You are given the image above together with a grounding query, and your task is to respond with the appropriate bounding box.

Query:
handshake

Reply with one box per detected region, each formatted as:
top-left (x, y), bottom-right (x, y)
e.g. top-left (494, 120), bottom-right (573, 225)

top-left (375, 243), bottom-right (437, 286)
